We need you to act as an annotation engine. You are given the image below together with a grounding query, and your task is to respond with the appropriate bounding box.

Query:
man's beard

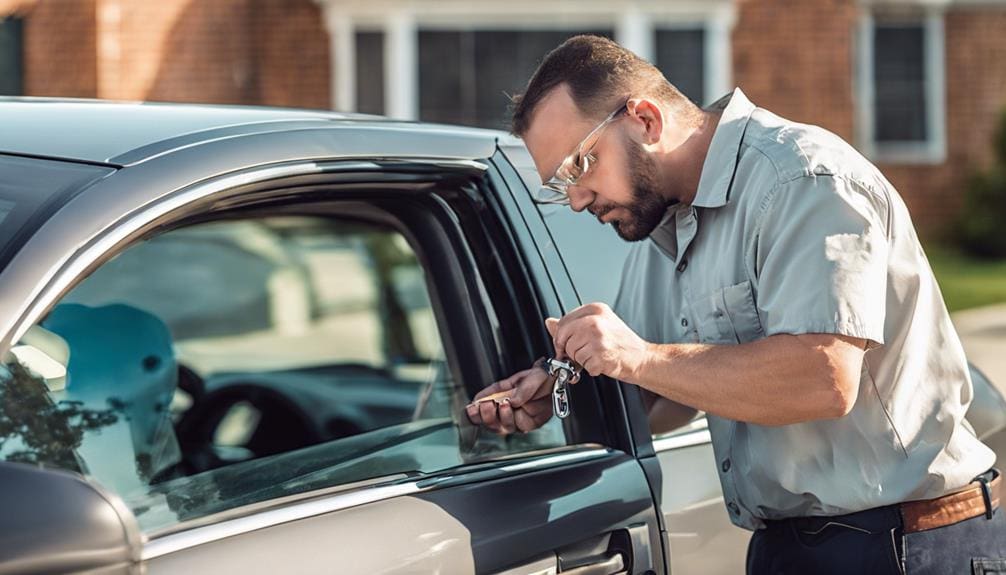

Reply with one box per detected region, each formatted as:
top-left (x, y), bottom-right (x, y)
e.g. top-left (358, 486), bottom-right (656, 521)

top-left (597, 139), bottom-right (673, 242)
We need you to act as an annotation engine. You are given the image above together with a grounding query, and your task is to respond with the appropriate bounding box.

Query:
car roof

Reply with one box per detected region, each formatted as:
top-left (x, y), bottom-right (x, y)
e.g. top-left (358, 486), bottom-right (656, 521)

top-left (0, 97), bottom-right (504, 165)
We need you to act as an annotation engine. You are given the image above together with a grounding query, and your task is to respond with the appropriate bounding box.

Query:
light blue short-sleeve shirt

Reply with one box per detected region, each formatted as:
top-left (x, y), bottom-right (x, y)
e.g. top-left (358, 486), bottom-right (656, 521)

top-left (614, 88), bottom-right (996, 530)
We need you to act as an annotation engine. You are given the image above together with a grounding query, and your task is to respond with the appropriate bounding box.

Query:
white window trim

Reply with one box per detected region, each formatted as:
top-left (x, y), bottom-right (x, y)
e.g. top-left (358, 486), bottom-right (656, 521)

top-left (315, 0), bottom-right (735, 118)
top-left (856, 6), bottom-right (947, 164)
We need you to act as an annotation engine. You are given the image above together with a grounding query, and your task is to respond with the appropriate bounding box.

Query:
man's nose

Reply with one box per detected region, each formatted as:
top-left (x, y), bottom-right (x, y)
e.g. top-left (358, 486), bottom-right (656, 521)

top-left (567, 186), bottom-right (594, 213)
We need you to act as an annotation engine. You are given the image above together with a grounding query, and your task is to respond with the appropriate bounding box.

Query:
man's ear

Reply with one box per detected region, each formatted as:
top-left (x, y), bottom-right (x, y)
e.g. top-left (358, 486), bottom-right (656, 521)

top-left (626, 98), bottom-right (664, 145)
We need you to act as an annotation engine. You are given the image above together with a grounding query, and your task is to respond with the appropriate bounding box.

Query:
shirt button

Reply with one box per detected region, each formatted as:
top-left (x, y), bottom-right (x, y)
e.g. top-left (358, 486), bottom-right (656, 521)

top-left (681, 318), bottom-right (689, 328)
top-left (713, 309), bottom-right (724, 319)
top-left (727, 502), bottom-right (741, 516)
top-left (721, 458), bottom-right (731, 473)
top-left (676, 258), bottom-right (688, 272)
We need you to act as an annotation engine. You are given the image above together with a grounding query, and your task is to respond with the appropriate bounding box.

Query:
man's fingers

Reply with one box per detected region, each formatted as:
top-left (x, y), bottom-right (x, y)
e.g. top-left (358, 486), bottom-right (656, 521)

top-left (479, 400), bottom-right (500, 430)
top-left (555, 315), bottom-right (593, 361)
top-left (569, 334), bottom-right (591, 365)
top-left (514, 408), bottom-right (539, 433)
top-left (547, 303), bottom-right (612, 360)
top-left (532, 409), bottom-right (553, 428)
top-left (499, 368), bottom-right (535, 388)
top-left (520, 396), bottom-right (553, 419)
top-left (474, 370), bottom-right (520, 401)
top-left (510, 367), bottom-right (550, 407)
top-left (498, 401), bottom-right (517, 434)
top-left (472, 381), bottom-right (504, 401)
top-left (465, 403), bottom-right (482, 425)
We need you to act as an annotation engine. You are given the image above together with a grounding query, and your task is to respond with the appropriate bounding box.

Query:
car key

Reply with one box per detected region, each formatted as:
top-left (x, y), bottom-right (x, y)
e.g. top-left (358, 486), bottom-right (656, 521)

top-left (545, 357), bottom-right (580, 419)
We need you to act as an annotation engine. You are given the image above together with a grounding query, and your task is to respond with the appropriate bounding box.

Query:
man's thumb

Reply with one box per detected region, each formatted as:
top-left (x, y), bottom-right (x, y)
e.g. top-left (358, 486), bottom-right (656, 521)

top-left (545, 317), bottom-right (559, 338)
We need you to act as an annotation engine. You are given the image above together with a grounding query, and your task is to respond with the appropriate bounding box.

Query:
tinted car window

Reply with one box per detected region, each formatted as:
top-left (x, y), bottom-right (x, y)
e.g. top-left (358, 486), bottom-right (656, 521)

top-left (537, 204), bottom-right (634, 306)
top-left (0, 154), bottom-right (114, 269)
top-left (499, 143), bottom-right (634, 307)
top-left (2, 212), bottom-right (566, 533)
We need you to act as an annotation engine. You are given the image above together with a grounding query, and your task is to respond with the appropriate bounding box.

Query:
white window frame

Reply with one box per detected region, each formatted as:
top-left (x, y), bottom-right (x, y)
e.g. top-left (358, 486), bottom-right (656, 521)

top-left (856, 4), bottom-right (946, 164)
top-left (316, 0), bottom-right (735, 120)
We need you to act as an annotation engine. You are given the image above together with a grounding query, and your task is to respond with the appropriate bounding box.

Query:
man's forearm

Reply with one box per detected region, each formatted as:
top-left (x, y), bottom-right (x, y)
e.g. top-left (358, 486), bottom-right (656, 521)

top-left (624, 333), bottom-right (865, 426)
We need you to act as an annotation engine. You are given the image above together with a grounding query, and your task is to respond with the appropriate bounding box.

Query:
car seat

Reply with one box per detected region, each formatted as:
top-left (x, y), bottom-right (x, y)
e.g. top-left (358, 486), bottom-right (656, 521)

top-left (41, 303), bottom-right (181, 496)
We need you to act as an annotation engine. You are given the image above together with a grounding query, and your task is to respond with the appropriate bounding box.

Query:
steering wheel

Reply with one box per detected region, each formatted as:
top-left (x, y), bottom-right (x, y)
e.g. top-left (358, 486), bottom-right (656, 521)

top-left (174, 382), bottom-right (324, 474)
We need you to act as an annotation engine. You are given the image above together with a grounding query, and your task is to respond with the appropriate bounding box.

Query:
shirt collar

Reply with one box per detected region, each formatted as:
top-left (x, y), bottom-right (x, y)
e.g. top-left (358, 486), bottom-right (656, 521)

top-left (691, 88), bottom-right (756, 209)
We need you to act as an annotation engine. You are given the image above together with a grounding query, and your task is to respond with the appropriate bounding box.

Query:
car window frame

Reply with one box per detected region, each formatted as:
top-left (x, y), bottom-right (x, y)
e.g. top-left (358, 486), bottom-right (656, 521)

top-left (3, 157), bottom-right (622, 537)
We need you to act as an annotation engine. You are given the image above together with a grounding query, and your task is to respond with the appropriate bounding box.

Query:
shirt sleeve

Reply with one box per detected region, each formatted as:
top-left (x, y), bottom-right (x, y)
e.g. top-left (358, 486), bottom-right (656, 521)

top-left (751, 174), bottom-right (890, 347)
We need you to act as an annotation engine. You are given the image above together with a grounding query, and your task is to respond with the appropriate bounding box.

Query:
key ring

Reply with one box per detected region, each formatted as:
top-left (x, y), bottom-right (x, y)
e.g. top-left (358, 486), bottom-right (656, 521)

top-left (544, 356), bottom-right (581, 418)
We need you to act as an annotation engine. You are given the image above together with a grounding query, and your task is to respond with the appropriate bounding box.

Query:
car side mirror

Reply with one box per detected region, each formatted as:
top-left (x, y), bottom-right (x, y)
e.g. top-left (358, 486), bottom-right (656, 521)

top-left (0, 461), bottom-right (140, 574)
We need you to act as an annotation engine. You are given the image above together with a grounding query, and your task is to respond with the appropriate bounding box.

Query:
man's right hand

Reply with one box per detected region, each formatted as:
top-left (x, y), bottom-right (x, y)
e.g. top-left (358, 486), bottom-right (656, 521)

top-left (465, 360), bottom-right (556, 435)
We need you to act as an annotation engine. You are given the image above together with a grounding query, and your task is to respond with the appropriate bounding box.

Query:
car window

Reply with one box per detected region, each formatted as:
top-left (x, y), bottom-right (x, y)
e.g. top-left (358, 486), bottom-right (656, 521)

top-left (0, 154), bottom-right (115, 270)
top-left (1, 213), bottom-right (565, 533)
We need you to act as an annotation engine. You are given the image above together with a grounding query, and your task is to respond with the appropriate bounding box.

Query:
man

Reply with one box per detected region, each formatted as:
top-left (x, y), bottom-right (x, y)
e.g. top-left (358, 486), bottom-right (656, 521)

top-left (465, 35), bottom-right (1005, 573)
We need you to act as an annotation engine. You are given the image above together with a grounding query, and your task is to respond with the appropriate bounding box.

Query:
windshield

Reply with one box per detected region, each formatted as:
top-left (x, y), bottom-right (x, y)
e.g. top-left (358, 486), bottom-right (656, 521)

top-left (0, 154), bottom-right (115, 270)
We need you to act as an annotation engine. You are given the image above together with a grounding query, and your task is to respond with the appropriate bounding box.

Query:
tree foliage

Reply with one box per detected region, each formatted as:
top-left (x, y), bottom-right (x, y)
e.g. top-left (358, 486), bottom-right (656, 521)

top-left (0, 362), bottom-right (120, 471)
top-left (958, 109), bottom-right (1006, 258)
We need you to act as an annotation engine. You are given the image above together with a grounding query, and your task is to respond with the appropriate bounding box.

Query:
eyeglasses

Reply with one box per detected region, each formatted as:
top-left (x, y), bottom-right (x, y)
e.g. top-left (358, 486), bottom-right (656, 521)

top-left (534, 101), bottom-right (629, 205)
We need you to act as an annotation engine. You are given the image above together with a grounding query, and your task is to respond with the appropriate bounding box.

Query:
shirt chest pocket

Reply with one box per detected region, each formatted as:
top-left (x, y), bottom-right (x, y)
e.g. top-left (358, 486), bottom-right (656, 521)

top-left (691, 280), bottom-right (765, 345)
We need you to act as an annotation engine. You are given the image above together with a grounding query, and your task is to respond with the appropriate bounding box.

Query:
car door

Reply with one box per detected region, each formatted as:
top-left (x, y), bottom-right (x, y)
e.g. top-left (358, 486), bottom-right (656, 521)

top-left (0, 150), bottom-right (663, 574)
top-left (496, 138), bottom-right (751, 574)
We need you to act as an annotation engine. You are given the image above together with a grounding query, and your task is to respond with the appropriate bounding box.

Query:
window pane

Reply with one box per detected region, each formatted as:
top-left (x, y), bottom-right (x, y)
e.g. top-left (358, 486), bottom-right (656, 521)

top-left (419, 31), bottom-right (472, 126)
top-left (419, 29), bottom-right (614, 129)
top-left (354, 31), bottom-right (385, 115)
top-left (0, 155), bottom-right (115, 270)
top-left (873, 23), bottom-right (927, 143)
top-left (655, 28), bottom-right (705, 105)
top-left (0, 16), bottom-right (23, 96)
top-left (2, 217), bottom-right (456, 528)
top-left (3, 212), bottom-right (565, 533)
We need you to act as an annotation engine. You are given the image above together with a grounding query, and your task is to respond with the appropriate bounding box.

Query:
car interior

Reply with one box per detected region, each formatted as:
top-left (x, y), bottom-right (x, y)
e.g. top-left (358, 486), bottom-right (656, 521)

top-left (0, 183), bottom-right (569, 533)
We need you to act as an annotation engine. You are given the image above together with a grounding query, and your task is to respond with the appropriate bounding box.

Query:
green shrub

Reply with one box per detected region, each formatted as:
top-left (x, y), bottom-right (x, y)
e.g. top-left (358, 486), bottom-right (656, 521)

top-left (958, 109), bottom-right (1006, 258)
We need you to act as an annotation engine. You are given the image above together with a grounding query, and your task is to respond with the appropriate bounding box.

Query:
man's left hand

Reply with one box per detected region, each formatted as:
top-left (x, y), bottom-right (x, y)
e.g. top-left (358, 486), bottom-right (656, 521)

top-left (546, 302), bottom-right (651, 381)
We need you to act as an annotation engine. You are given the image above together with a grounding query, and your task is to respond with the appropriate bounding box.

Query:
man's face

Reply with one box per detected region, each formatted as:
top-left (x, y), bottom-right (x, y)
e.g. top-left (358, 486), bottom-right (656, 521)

top-left (523, 85), bottom-right (671, 242)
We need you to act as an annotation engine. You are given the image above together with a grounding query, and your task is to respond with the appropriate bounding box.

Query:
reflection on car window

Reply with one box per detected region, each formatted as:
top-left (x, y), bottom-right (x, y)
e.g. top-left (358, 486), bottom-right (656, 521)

top-left (2, 213), bottom-right (565, 533)
top-left (536, 204), bottom-right (633, 307)
top-left (517, 161), bottom-right (710, 442)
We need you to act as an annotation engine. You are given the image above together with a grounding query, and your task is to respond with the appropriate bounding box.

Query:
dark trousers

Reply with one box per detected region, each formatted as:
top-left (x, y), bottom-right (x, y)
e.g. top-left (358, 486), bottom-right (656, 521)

top-left (747, 480), bottom-right (1006, 574)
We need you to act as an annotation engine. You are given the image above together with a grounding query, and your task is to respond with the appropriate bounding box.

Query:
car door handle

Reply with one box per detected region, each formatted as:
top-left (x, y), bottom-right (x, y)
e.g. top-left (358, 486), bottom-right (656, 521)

top-left (561, 552), bottom-right (626, 575)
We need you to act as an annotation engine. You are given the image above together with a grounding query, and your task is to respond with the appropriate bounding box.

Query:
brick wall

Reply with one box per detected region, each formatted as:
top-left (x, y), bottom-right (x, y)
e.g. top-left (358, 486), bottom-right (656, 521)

top-left (13, 0), bottom-right (99, 97)
top-left (732, 0), bottom-right (857, 142)
top-left (732, 0), bottom-right (1006, 235)
top-left (250, 0), bottom-right (330, 110)
top-left (6, 0), bottom-right (328, 107)
top-left (109, 0), bottom-right (329, 107)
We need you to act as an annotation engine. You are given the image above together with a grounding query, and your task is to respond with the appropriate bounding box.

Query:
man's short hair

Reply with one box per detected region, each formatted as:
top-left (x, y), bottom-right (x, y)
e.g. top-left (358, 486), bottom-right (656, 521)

top-left (509, 34), bottom-right (699, 137)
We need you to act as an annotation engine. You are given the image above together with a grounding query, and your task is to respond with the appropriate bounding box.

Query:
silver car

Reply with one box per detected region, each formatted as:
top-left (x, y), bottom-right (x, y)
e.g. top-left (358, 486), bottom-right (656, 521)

top-left (0, 98), bottom-right (1003, 575)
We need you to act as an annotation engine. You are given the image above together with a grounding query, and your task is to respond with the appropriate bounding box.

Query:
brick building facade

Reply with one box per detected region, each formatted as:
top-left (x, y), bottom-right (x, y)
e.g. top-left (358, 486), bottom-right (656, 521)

top-left (2, 0), bottom-right (1005, 234)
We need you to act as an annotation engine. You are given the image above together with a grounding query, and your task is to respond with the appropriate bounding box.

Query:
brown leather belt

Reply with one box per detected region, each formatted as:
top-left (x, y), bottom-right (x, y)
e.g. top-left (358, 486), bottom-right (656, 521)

top-left (900, 474), bottom-right (1001, 533)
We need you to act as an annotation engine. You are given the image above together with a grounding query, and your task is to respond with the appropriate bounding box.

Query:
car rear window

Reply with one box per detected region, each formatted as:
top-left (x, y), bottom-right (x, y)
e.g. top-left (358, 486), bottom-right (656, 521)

top-left (0, 154), bottom-right (115, 270)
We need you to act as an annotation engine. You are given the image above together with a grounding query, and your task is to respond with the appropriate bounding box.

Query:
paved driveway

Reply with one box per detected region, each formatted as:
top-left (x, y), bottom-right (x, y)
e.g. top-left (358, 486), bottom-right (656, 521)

top-left (954, 303), bottom-right (1006, 397)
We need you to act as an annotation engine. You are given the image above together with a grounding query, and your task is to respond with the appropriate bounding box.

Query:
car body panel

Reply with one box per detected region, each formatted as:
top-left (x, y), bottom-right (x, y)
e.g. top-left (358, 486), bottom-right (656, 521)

top-left (142, 449), bottom-right (660, 574)
top-left (653, 438), bottom-right (751, 574)
top-left (144, 495), bottom-right (477, 574)
top-left (0, 98), bottom-right (372, 164)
